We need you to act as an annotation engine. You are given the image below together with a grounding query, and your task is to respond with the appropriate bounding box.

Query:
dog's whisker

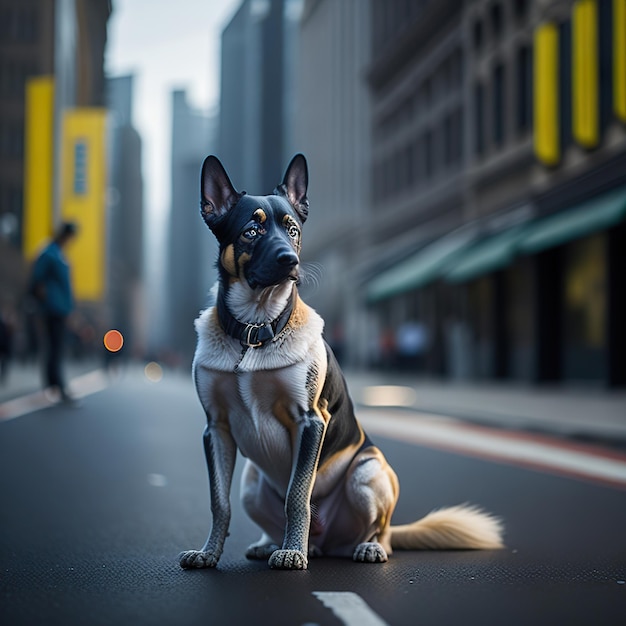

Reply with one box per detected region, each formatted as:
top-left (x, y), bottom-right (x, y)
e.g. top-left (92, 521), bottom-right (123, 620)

top-left (299, 262), bottom-right (324, 290)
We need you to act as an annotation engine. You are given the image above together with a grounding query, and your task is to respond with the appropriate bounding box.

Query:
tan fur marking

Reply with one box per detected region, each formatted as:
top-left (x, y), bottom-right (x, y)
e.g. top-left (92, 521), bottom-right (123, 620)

top-left (237, 252), bottom-right (251, 275)
top-left (318, 397), bottom-right (331, 423)
top-left (287, 296), bottom-right (309, 330)
top-left (221, 245), bottom-right (237, 276)
top-left (317, 440), bottom-right (361, 476)
top-left (272, 399), bottom-right (297, 435)
top-left (254, 208), bottom-right (267, 223)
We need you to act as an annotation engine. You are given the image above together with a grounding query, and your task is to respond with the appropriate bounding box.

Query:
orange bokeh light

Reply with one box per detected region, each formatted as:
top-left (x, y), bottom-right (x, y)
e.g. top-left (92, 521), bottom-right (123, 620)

top-left (103, 329), bottom-right (124, 352)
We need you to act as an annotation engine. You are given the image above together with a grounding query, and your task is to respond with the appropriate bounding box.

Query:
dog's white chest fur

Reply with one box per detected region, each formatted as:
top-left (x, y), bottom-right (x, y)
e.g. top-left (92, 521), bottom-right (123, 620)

top-left (193, 303), bottom-right (327, 494)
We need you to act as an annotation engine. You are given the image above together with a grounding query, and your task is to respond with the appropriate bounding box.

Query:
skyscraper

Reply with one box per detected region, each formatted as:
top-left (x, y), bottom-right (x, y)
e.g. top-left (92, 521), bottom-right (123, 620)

top-left (106, 75), bottom-right (144, 355)
top-left (164, 90), bottom-right (218, 364)
top-left (219, 0), bottom-right (299, 195)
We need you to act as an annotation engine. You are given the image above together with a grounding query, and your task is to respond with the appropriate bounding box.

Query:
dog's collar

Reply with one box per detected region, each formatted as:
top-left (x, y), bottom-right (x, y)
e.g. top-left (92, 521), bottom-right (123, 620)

top-left (217, 285), bottom-right (296, 349)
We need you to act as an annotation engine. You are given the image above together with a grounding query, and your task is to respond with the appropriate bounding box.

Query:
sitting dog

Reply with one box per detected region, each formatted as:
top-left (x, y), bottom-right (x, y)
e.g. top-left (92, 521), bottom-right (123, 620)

top-left (179, 154), bottom-right (504, 570)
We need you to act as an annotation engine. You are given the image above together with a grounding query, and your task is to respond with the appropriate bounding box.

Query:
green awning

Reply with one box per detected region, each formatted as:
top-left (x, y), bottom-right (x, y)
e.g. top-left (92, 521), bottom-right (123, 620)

top-left (368, 187), bottom-right (626, 298)
top-left (445, 225), bottom-right (528, 283)
top-left (519, 186), bottom-right (626, 254)
top-left (367, 230), bottom-right (476, 302)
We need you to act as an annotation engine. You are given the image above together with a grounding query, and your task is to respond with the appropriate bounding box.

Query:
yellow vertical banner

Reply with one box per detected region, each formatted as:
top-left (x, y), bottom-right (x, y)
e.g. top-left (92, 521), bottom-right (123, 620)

top-left (615, 0), bottom-right (626, 121)
top-left (572, 0), bottom-right (599, 147)
top-left (534, 23), bottom-right (560, 166)
top-left (23, 76), bottom-right (55, 259)
top-left (61, 108), bottom-right (107, 301)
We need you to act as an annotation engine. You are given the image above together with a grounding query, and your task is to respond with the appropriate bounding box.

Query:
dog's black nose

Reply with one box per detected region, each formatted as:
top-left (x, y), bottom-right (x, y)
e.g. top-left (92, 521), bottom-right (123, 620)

top-left (276, 250), bottom-right (299, 267)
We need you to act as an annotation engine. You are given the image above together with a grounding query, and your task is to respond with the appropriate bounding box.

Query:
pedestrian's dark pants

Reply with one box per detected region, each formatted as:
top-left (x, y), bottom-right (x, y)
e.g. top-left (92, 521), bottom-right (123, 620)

top-left (45, 314), bottom-right (67, 392)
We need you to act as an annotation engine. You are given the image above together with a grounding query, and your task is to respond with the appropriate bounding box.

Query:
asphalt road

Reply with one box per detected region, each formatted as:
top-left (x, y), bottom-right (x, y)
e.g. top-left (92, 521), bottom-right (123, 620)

top-left (1, 369), bottom-right (624, 625)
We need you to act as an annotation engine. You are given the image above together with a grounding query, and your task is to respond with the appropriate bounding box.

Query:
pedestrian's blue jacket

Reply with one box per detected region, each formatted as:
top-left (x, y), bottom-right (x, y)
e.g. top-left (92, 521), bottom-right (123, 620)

top-left (31, 242), bottom-right (74, 316)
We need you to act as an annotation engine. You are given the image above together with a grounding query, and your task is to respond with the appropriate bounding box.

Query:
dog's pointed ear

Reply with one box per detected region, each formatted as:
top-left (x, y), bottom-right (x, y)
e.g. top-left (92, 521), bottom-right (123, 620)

top-left (200, 155), bottom-right (242, 228)
top-left (276, 153), bottom-right (309, 223)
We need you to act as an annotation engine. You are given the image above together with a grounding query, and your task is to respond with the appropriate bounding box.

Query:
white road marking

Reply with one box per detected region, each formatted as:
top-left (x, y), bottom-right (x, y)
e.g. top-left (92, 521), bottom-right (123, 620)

top-left (360, 385), bottom-right (417, 407)
top-left (0, 370), bottom-right (108, 421)
top-left (358, 409), bottom-right (626, 489)
top-left (147, 473), bottom-right (168, 487)
top-left (70, 370), bottom-right (109, 398)
top-left (312, 592), bottom-right (388, 626)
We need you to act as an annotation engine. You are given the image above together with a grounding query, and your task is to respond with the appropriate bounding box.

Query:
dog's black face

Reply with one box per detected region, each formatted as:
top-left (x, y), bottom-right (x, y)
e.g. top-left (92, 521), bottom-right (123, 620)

top-left (200, 155), bottom-right (309, 290)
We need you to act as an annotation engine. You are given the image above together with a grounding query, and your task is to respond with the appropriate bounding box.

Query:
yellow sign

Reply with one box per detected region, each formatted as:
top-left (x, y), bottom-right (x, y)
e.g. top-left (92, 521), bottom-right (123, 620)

top-left (615, 0), bottom-right (626, 121)
top-left (23, 76), bottom-right (55, 259)
top-left (533, 23), bottom-right (560, 166)
top-left (572, 0), bottom-right (599, 148)
top-left (61, 108), bottom-right (107, 301)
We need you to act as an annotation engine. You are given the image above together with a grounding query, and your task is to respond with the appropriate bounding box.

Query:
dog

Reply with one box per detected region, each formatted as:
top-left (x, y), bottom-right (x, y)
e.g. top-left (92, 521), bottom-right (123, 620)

top-left (179, 154), bottom-right (504, 570)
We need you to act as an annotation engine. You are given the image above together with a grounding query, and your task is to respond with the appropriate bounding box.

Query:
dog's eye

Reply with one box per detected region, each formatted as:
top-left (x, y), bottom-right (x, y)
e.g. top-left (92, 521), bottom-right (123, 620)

top-left (287, 225), bottom-right (300, 240)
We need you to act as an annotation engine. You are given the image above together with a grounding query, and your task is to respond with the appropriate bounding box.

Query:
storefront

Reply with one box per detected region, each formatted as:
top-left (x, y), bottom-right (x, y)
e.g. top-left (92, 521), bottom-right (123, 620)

top-left (366, 186), bottom-right (626, 387)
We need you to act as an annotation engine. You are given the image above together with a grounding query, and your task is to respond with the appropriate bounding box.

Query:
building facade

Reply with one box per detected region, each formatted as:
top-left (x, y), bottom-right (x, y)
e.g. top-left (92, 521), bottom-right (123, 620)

top-left (292, 0), bottom-right (371, 364)
top-left (0, 0), bottom-right (111, 355)
top-left (295, 0), bottom-right (626, 387)
top-left (0, 0), bottom-right (55, 254)
top-left (365, 0), bottom-right (626, 387)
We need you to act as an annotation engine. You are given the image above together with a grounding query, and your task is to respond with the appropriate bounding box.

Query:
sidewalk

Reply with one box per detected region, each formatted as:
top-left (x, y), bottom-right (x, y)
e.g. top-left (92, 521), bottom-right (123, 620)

top-left (344, 370), bottom-right (626, 446)
top-left (0, 358), bottom-right (102, 404)
top-left (2, 360), bottom-right (625, 446)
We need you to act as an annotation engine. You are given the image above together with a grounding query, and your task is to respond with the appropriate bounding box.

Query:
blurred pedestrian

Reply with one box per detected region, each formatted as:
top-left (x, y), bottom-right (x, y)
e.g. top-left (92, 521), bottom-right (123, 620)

top-left (396, 320), bottom-right (427, 370)
top-left (30, 222), bottom-right (78, 403)
top-left (379, 327), bottom-right (396, 369)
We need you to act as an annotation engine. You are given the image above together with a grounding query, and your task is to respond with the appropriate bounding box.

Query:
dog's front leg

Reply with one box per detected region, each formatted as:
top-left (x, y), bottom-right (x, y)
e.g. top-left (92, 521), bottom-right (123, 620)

top-left (179, 423), bottom-right (237, 569)
top-left (269, 413), bottom-right (325, 570)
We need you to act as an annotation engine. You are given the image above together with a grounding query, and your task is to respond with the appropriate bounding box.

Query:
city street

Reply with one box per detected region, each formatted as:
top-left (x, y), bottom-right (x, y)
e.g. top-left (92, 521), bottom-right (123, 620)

top-left (1, 368), bottom-right (625, 626)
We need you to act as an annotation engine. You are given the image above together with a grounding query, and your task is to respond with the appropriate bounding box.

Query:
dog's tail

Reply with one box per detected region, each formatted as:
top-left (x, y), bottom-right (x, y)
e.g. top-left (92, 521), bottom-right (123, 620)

top-left (389, 504), bottom-right (504, 550)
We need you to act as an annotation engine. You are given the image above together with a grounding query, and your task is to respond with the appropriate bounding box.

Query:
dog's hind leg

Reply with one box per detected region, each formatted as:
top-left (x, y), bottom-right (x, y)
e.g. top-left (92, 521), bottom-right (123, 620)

top-left (345, 447), bottom-right (399, 563)
top-left (240, 460), bottom-right (284, 559)
top-left (245, 533), bottom-right (281, 560)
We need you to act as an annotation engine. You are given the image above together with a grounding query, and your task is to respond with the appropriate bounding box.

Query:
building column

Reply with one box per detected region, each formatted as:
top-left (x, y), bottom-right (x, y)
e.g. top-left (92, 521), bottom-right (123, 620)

top-left (533, 247), bottom-right (563, 382)
top-left (607, 222), bottom-right (626, 387)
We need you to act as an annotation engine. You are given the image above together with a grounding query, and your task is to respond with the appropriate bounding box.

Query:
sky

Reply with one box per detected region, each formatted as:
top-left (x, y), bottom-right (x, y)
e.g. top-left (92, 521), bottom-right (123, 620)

top-left (105, 0), bottom-right (241, 344)
top-left (106, 0), bottom-right (241, 219)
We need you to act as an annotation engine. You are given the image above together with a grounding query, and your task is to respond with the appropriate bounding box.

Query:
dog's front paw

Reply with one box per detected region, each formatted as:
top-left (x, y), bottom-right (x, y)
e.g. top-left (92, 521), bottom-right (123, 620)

top-left (179, 549), bottom-right (220, 569)
top-left (245, 542), bottom-right (280, 560)
top-left (268, 549), bottom-right (308, 570)
top-left (353, 542), bottom-right (388, 563)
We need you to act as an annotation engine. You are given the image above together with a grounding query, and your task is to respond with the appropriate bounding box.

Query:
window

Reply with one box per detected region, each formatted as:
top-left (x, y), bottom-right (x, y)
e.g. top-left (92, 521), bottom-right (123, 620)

top-left (490, 3), bottom-right (503, 40)
top-left (516, 45), bottom-right (532, 133)
top-left (473, 19), bottom-right (484, 51)
top-left (0, 185), bottom-right (23, 216)
top-left (424, 130), bottom-right (433, 178)
top-left (451, 49), bottom-right (463, 87)
top-left (493, 63), bottom-right (505, 146)
top-left (404, 142), bottom-right (415, 189)
top-left (412, 136), bottom-right (421, 184)
top-left (444, 114), bottom-right (453, 165)
top-left (440, 111), bottom-right (463, 168)
top-left (0, 121), bottom-right (24, 158)
top-left (514, 0), bottom-right (529, 22)
top-left (452, 107), bottom-right (464, 164)
top-left (474, 82), bottom-right (485, 155)
top-left (422, 77), bottom-right (432, 111)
